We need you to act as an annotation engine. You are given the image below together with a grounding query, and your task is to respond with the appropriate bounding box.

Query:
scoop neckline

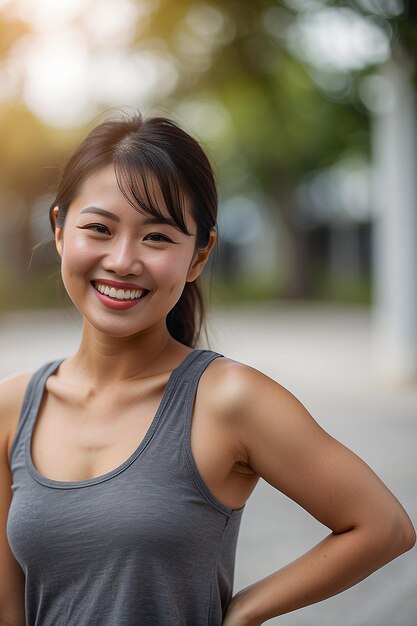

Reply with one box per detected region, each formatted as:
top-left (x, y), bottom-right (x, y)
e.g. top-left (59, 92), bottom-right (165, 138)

top-left (25, 349), bottom-right (201, 489)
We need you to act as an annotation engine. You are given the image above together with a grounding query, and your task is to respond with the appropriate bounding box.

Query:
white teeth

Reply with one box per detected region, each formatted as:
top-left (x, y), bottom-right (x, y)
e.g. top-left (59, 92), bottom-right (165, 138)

top-left (94, 282), bottom-right (145, 301)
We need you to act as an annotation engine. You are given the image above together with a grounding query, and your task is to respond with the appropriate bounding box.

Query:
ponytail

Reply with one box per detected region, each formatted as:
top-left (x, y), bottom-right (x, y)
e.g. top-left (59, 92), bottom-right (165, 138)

top-left (166, 280), bottom-right (205, 348)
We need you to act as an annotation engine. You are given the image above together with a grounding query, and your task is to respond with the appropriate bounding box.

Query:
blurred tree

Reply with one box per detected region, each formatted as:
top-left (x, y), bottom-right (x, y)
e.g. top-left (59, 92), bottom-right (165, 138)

top-left (330, 0), bottom-right (417, 59)
top-left (0, 102), bottom-right (78, 285)
top-left (139, 1), bottom-right (372, 296)
top-left (0, 0), bottom-right (414, 305)
top-left (0, 9), bottom-right (85, 292)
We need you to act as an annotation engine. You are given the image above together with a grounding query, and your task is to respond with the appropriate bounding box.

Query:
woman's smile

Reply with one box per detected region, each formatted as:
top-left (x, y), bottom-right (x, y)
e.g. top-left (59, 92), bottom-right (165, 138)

top-left (55, 165), bottom-right (202, 338)
top-left (91, 279), bottom-right (150, 310)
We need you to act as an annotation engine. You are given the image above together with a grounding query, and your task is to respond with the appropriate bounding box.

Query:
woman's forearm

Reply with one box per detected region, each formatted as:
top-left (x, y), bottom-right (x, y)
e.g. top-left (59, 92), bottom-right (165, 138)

top-left (227, 517), bottom-right (415, 625)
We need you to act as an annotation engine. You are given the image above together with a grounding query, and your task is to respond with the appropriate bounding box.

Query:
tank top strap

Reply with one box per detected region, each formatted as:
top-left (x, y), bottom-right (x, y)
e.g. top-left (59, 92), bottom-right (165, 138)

top-left (157, 348), bottom-right (223, 426)
top-left (145, 348), bottom-right (231, 514)
top-left (181, 349), bottom-right (231, 513)
top-left (9, 359), bottom-right (64, 466)
top-left (146, 349), bottom-right (223, 446)
top-left (177, 348), bottom-right (223, 386)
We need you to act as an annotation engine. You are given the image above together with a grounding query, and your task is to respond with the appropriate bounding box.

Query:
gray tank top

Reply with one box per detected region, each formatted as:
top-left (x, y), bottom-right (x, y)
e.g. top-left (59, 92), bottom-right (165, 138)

top-left (7, 349), bottom-right (244, 626)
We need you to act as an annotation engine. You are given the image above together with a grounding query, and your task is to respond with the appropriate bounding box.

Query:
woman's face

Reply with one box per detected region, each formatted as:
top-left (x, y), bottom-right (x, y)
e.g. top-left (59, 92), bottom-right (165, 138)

top-left (54, 165), bottom-right (215, 339)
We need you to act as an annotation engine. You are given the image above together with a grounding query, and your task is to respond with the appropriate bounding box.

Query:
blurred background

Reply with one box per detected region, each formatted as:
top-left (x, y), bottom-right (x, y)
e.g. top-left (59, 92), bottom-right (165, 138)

top-left (0, 0), bottom-right (416, 382)
top-left (1, 1), bottom-right (417, 623)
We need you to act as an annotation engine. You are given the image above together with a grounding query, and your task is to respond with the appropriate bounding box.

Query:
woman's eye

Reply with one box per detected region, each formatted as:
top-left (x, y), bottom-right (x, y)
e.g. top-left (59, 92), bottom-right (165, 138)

top-left (144, 232), bottom-right (172, 243)
top-left (83, 223), bottom-right (111, 235)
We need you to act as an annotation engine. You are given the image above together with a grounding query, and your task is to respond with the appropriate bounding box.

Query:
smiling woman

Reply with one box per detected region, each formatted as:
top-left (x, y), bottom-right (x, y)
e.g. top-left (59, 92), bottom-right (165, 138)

top-left (50, 113), bottom-right (217, 345)
top-left (1, 111), bottom-right (415, 626)
top-left (52, 162), bottom-right (213, 339)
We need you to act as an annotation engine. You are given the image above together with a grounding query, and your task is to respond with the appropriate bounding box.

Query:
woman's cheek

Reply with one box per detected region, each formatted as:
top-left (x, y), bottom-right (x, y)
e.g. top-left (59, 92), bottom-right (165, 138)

top-left (62, 237), bottom-right (102, 274)
top-left (153, 250), bottom-right (192, 283)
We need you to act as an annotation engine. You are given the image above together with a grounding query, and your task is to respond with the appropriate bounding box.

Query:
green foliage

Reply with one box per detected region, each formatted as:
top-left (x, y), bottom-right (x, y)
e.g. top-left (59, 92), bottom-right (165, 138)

top-left (0, 263), bottom-right (68, 312)
top-left (0, 0), bottom-right (411, 304)
top-left (310, 263), bottom-right (372, 304)
top-left (211, 269), bottom-right (281, 305)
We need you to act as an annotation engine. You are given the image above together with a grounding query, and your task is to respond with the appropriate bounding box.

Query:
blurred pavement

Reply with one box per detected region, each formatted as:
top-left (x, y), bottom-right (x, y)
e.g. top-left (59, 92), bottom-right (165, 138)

top-left (1, 302), bottom-right (416, 625)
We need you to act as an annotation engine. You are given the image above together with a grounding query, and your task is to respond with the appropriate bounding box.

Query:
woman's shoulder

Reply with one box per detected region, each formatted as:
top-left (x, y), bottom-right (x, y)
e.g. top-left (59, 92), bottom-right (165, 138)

top-left (0, 370), bottom-right (34, 412)
top-left (198, 355), bottom-right (313, 473)
top-left (201, 355), bottom-right (293, 423)
top-left (0, 371), bottom-right (34, 464)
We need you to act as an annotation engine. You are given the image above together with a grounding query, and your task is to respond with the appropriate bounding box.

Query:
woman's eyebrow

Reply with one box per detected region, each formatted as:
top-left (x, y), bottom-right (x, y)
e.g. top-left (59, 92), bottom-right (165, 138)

top-left (80, 207), bottom-right (120, 222)
top-left (80, 206), bottom-right (185, 232)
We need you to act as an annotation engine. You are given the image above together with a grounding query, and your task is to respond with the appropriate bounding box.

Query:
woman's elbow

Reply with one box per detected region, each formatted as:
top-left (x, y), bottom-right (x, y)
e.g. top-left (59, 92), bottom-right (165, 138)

top-left (397, 513), bottom-right (416, 554)
top-left (382, 505), bottom-right (416, 560)
top-left (359, 499), bottom-right (416, 568)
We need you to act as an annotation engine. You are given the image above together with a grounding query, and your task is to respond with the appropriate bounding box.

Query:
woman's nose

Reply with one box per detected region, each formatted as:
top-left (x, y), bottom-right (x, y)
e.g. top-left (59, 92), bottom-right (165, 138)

top-left (103, 239), bottom-right (143, 277)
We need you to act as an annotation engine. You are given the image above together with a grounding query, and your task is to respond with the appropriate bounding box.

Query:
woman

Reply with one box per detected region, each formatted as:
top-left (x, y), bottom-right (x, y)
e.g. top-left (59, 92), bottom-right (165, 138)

top-left (1, 112), bottom-right (415, 626)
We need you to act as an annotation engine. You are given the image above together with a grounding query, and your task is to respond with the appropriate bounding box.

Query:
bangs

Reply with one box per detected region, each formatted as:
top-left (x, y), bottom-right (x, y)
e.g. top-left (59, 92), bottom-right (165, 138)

top-left (114, 142), bottom-right (192, 235)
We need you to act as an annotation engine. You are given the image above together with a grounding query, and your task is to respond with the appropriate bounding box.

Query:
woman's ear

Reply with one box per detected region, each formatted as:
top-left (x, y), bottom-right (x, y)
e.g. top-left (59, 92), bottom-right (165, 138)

top-left (186, 230), bottom-right (217, 283)
top-left (52, 206), bottom-right (63, 257)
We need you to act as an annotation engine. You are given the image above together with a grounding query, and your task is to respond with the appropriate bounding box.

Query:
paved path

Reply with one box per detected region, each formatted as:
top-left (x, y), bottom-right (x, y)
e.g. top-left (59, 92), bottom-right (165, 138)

top-left (1, 303), bottom-right (416, 625)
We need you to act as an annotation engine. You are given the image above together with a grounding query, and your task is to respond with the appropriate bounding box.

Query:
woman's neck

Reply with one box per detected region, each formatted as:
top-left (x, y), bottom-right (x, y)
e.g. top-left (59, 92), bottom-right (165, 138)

top-left (67, 320), bottom-right (190, 386)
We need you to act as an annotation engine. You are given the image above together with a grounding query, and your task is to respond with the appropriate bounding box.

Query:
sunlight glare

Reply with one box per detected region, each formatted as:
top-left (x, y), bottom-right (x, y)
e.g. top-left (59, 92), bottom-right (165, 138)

top-left (82, 0), bottom-right (145, 48)
top-left (287, 7), bottom-right (390, 71)
top-left (92, 50), bottom-right (178, 106)
top-left (5, 0), bottom-right (86, 29)
top-left (22, 31), bottom-right (94, 127)
top-left (1, 0), bottom-right (165, 127)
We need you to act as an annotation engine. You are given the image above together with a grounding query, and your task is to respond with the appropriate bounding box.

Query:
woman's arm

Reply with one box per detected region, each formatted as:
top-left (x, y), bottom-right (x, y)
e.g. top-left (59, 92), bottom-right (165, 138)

top-left (218, 362), bottom-right (415, 626)
top-left (0, 374), bottom-right (30, 626)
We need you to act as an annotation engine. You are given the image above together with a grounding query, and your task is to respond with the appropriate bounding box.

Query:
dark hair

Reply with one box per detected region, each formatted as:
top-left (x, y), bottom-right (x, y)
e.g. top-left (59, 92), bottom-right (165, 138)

top-left (49, 111), bottom-right (218, 347)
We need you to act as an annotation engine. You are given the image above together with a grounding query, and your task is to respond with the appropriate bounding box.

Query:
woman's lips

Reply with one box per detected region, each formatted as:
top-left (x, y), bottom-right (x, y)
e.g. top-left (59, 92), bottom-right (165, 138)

top-left (91, 280), bottom-right (149, 310)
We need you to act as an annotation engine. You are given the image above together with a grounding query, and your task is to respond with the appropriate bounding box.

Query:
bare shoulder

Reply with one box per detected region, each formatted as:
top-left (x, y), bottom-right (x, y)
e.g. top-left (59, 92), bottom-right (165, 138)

top-left (0, 372), bottom-right (33, 464)
top-left (201, 356), bottom-right (302, 423)
top-left (0, 371), bottom-right (33, 419)
top-left (200, 356), bottom-right (330, 476)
